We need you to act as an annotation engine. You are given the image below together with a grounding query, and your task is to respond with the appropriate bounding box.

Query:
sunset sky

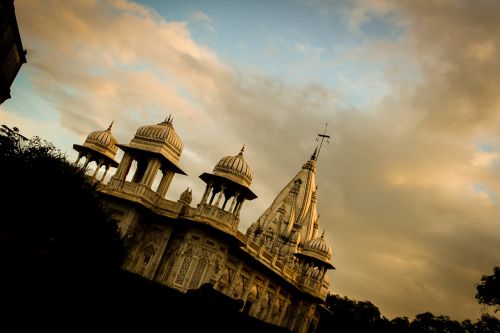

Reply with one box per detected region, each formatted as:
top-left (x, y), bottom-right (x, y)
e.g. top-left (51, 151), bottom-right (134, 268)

top-left (2, 0), bottom-right (500, 321)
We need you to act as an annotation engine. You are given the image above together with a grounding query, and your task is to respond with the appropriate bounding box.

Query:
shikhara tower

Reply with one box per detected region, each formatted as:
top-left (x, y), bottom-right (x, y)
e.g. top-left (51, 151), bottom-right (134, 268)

top-left (74, 116), bottom-right (335, 333)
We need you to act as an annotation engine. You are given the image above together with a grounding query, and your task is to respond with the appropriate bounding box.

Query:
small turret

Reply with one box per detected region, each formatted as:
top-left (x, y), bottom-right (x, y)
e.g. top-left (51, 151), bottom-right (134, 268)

top-left (178, 187), bottom-right (193, 205)
top-left (73, 121), bottom-right (119, 182)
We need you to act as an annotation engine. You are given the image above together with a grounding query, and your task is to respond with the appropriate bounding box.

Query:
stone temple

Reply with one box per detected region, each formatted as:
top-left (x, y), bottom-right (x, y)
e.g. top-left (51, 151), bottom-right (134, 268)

top-left (73, 116), bottom-right (335, 333)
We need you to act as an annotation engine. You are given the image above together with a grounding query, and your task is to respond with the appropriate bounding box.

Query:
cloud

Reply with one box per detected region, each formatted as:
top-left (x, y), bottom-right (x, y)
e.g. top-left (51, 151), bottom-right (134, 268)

top-left (189, 10), bottom-right (213, 24)
top-left (295, 42), bottom-right (325, 58)
top-left (189, 10), bottom-right (215, 33)
top-left (9, 0), bottom-right (500, 322)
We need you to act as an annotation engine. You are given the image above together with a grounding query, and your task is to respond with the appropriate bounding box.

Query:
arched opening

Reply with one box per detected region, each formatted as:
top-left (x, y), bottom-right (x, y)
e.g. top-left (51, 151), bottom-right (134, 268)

top-left (125, 160), bottom-right (138, 182)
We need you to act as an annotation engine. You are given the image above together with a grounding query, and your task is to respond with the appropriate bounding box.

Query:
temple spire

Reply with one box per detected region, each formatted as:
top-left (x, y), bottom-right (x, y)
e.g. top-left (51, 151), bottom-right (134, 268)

top-left (107, 120), bottom-right (114, 131)
top-left (239, 144), bottom-right (245, 156)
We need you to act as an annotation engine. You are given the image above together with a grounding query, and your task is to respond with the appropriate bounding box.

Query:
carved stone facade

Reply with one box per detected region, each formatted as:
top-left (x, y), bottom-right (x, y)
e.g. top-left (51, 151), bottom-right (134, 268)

top-left (74, 116), bottom-right (335, 333)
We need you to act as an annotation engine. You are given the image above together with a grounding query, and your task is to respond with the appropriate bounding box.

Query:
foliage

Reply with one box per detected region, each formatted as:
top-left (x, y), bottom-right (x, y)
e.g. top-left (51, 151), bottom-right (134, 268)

top-left (316, 294), bottom-right (389, 333)
top-left (411, 312), bottom-right (465, 333)
top-left (317, 293), bottom-right (500, 333)
top-left (476, 267), bottom-right (500, 312)
top-left (0, 128), bottom-right (124, 276)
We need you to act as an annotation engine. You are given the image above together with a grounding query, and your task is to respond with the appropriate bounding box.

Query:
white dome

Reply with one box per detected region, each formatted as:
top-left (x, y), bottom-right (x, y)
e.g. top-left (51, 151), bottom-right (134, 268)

top-left (301, 232), bottom-right (333, 264)
top-left (82, 122), bottom-right (118, 160)
top-left (130, 116), bottom-right (183, 162)
top-left (213, 146), bottom-right (252, 187)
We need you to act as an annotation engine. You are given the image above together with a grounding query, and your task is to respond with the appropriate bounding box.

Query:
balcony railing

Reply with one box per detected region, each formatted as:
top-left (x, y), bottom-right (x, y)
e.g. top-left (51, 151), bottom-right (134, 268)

top-left (105, 179), bottom-right (181, 215)
top-left (195, 203), bottom-right (238, 231)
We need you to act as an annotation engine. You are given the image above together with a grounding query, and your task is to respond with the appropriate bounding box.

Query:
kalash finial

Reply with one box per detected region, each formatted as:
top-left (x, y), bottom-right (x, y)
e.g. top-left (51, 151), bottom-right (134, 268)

top-left (321, 229), bottom-right (325, 239)
top-left (239, 144), bottom-right (245, 156)
top-left (107, 120), bottom-right (114, 131)
top-left (162, 114), bottom-right (173, 125)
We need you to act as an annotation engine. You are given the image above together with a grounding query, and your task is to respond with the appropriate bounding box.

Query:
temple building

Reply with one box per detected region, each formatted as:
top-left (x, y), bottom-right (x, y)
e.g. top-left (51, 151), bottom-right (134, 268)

top-left (73, 116), bottom-right (335, 333)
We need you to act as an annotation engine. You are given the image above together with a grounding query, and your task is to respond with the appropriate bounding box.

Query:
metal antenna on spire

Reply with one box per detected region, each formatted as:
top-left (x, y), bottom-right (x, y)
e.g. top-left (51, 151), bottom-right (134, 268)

top-left (315, 123), bottom-right (331, 162)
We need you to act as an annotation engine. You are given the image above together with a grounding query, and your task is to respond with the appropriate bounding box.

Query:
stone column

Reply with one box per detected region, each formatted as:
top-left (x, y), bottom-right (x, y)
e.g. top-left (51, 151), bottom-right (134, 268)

top-left (200, 184), bottom-right (211, 204)
top-left (209, 188), bottom-right (218, 205)
top-left (214, 186), bottom-right (225, 207)
top-left (92, 159), bottom-right (103, 179)
top-left (221, 194), bottom-right (230, 210)
top-left (132, 160), bottom-right (147, 183)
top-left (319, 266), bottom-right (326, 281)
top-left (141, 158), bottom-right (161, 187)
top-left (114, 153), bottom-right (133, 180)
top-left (157, 170), bottom-right (174, 197)
top-left (101, 165), bottom-right (111, 182)
top-left (235, 200), bottom-right (244, 216)
top-left (229, 193), bottom-right (239, 212)
top-left (82, 154), bottom-right (91, 170)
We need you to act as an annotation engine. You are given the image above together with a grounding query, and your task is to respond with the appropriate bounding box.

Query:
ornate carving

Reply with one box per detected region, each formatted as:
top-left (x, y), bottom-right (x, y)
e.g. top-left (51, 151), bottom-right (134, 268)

top-left (174, 255), bottom-right (193, 286)
top-left (188, 254), bottom-right (209, 289)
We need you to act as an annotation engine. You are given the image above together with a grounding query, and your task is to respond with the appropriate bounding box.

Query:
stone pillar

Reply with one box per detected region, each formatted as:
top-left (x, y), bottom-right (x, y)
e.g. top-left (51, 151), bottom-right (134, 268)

top-left (82, 154), bottom-right (91, 170)
top-left (132, 159), bottom-right (147, 183)
top-left (320, 266), bottom-right (326, 281)
top-left (221, 194), bottom-right (230, 210)
top-left (101, 165), bottom-right (111, 182)
top-left (157, 170), bottom-right (174, 197)
top-left (114, 153), bottom-right (133, 180)
top-left (229, 193), bottom-right (239, 213)
top-left (201, 184), bottom-right (211, 204)
top-left (141, 158), bottom-right (161, 187)
top-left (214, 186), bottom-right (225, 207)
top-left (209, 188), bottom-right (218, 205)
top-left (235, 200), bottom-right (244, 216)
top-left (92, 159), bottom-right (103, 179)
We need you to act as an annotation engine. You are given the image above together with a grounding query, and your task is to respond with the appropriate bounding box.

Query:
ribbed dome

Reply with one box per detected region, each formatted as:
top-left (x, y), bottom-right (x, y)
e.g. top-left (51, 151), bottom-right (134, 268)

top-left (213, 146), bottom-right (253, 187)
top-left (301, 232), bottom-right (333, 263)
top-left (131, 115), bottom-right (183, 162)
top-left (82, 122), bottom-right (117, 160)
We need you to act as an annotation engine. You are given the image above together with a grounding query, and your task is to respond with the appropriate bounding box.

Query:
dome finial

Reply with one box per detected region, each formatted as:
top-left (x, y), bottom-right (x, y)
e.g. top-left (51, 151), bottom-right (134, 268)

top-left (321, 229), bottom-right (325, 238)
top-left (162, 114), bottom-right (173, 124)
top-left (107, 120), bottom-right (114, 131)
top-left (239, 144), bottom-right (245, 156)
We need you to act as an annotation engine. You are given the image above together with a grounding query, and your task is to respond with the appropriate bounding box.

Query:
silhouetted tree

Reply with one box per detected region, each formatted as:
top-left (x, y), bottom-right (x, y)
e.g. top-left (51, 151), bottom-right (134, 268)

top-left (316, 294), bottom-right (390, 333)
top-left (317, 294), bottom-right (500, 333)
top-left (476, 267), bottom-right (500, 313)
top-left (389, 316), bottom-right (411, 333)
top-left (471, 314), bottom-right (500, 333)
top-left (411, 312), bottom-right (465, 333)
top-left (0, 129), bottom-right (124, 272)
top-left (0, 128), bottom-right (124, 325)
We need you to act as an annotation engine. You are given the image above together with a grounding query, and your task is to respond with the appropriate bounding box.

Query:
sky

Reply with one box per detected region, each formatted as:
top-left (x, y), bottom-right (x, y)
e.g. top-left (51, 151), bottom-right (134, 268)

top-left (2, 0), bottom-right (500, 321)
